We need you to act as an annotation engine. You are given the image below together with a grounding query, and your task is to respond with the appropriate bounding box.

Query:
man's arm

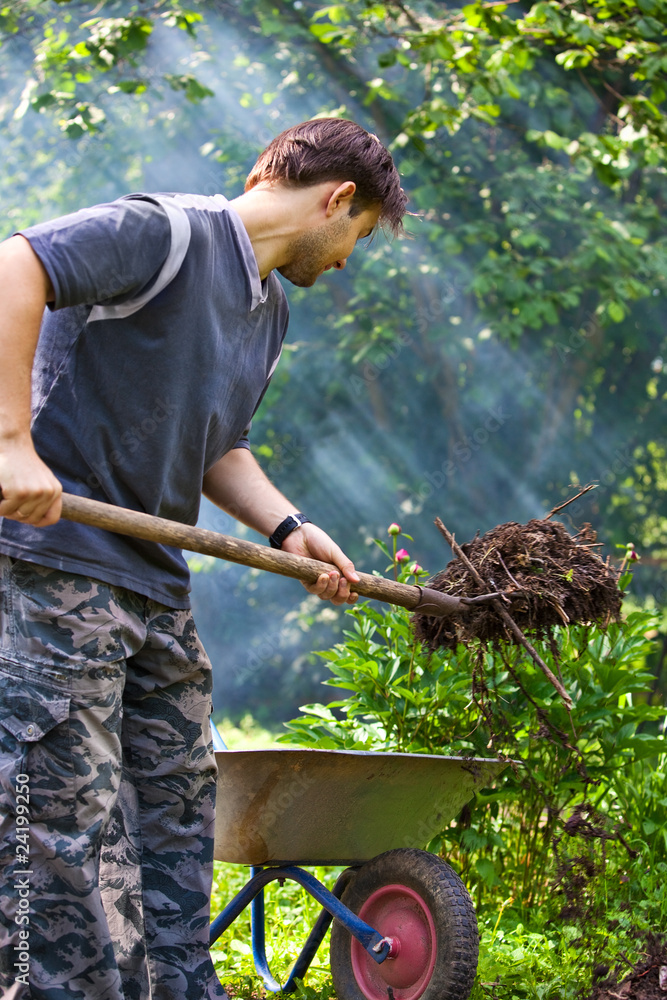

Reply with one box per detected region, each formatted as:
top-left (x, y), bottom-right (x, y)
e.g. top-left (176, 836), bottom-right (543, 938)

top-left (0, 235), bottom-right (62, 526)
top-left (202, 447), bottom-right (360, 605)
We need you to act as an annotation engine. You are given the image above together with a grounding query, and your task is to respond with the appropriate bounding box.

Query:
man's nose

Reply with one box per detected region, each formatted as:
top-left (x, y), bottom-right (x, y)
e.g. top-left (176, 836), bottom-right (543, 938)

top-left (333, 258), bottom-right (347, 270)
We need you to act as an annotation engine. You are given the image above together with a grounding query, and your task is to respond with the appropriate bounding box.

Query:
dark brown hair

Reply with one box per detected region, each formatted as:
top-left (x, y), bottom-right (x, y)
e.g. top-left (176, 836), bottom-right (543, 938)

top-left (245, 118), bottom-right (408, 236)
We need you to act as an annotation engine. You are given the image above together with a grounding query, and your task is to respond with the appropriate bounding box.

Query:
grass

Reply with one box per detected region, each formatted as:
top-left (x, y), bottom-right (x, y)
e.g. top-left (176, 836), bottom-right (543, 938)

top-left (210, 862), bottom-right (341, 997)
top-left (213, 714), bottom-right (284, 750)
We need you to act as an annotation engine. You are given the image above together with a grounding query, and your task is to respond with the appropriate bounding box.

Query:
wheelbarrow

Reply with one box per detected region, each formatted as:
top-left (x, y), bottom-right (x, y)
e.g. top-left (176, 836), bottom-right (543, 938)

top-left (209, 722), bottom-right (508, 1000)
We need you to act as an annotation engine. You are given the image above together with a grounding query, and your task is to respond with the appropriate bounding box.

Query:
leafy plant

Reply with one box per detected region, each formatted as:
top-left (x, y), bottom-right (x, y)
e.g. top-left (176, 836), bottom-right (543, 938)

top-left (281, 527), bottom-right (665, 957)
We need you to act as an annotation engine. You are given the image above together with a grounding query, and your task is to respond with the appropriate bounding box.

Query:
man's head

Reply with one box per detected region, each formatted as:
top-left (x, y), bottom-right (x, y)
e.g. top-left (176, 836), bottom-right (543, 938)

top-left (245, 118), bottom-right (407, 238)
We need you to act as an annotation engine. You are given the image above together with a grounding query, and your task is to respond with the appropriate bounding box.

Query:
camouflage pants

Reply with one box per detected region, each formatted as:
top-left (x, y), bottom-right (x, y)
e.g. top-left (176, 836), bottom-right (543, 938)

top-left (0, 556), bottom-right (227, 1000)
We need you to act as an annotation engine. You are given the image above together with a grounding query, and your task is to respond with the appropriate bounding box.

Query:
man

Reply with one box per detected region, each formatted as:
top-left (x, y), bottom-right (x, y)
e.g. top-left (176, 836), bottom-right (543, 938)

top-left (0, 118), bottom-right (407, 999)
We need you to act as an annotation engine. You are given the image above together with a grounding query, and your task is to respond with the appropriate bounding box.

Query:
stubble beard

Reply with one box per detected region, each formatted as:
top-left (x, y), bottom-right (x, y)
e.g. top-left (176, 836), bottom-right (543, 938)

top-left (278, 214), bottom-right (352, 287)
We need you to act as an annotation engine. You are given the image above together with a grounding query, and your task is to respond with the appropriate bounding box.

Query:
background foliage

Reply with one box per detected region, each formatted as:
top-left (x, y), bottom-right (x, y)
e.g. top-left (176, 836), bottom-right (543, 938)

top-left (1, 0), bottom-right (665, 717)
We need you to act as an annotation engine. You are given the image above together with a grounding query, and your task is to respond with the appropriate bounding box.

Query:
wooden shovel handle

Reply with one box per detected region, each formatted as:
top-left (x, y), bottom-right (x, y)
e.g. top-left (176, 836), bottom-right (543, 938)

top-left (58, 493), bottom-right (467, 618)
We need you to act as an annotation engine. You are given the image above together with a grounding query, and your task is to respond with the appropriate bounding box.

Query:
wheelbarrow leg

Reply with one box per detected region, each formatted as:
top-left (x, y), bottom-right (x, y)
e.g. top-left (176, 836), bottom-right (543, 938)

top-left (209, 865), bottom-right (390, 994)
top-left (251, 867), bottom-right (359, 994)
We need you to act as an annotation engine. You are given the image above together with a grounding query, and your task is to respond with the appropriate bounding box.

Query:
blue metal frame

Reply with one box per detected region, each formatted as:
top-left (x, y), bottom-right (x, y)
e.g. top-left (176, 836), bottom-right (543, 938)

top-left (249, 866), bottom-right (359, 992)
top-left (209, 721), bottom-right (390, 992)
top-left (209, 864), bottom-right (390, 993)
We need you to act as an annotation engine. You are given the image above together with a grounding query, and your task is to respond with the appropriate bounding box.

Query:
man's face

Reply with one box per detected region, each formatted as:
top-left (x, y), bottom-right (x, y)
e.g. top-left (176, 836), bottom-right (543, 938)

top-left (278, 205), bottom-right (381, 288)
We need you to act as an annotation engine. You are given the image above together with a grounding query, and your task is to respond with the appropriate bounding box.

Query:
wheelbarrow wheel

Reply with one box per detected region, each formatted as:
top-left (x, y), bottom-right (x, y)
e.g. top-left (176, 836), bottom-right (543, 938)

top-left (330, 848), bottom-right (478, 1000)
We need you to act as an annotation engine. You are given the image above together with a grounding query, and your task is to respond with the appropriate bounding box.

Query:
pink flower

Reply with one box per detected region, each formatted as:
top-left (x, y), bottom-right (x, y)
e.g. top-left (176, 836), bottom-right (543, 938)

top-left (411, 562), bottom-right (422, 573)
top-left (396, 548), bottom-right (410, 561)
top-left (388, 523), bottom-right (401, 536)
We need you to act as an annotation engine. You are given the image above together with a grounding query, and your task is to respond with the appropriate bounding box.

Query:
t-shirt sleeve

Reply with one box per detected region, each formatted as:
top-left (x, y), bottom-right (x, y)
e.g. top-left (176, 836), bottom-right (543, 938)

top-left (19, 196), bottom-right (172, 311)
top-left (232, 425), bottom-right (252, 450)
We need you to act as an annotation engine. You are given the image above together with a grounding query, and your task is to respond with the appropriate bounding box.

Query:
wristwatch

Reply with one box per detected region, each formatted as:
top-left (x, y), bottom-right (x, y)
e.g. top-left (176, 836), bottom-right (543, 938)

top-left (269, 513), bottom-right (312, 549)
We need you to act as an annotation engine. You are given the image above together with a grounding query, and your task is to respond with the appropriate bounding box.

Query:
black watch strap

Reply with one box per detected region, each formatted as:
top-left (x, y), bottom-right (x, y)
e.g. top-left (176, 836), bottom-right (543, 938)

top-left (269, 513), bottom-right (312, 549)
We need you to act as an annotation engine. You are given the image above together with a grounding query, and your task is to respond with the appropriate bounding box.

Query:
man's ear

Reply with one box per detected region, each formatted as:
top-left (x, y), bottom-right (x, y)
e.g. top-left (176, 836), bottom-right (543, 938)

top-left (325, 181), bottom-right (357, 218)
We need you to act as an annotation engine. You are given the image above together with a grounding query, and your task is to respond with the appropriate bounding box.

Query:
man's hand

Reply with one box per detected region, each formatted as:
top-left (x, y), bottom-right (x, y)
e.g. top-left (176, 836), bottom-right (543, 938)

top-left (281, 522), bottom-right (360, 605)
top-left (0, 437), bottom-right (62, 526)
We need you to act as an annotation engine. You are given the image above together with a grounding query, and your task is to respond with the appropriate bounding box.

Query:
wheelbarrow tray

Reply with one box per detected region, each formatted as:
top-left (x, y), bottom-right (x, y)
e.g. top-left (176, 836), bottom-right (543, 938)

top-left (214, 748), bottom-right (507, 865)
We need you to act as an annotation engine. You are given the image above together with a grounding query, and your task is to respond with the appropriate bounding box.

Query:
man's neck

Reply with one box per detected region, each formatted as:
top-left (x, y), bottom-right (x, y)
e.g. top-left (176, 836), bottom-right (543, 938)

top-left (229, 187), bottom-right (291, 279)
top-left (230, 181), bottom-right (345, 279)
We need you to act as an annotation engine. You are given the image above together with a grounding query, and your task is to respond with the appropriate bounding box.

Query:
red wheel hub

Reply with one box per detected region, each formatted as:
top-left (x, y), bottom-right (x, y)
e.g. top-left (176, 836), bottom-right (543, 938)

top-left (351, 884), bottom-right (437, 1000)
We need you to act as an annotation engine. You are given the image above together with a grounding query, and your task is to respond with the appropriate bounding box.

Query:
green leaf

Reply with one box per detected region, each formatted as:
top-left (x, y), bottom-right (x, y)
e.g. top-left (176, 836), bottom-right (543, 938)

top-left (555, 48), bottom-right (593, 70)
top-left (164, 73), bottom-right (214, 103)
top-left (607, 300), bottom-right (626, 322)
top-left (378, 49), bottom-right (397, 68)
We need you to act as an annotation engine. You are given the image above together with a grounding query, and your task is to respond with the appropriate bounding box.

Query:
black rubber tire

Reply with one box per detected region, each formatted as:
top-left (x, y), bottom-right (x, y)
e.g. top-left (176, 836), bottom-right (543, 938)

top-left (329, 849), bottom-right (479, 1000)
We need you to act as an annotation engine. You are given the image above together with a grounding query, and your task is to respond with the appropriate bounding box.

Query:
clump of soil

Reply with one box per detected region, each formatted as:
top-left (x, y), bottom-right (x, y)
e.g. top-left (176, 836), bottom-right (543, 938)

top-left (413, 518), bottom-right (622, 652)
top-left (589, 937), bottom-right (667, 1000)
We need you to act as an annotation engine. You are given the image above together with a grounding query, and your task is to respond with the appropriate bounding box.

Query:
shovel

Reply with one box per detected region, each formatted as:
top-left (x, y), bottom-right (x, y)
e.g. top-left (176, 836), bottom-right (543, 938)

top-left (47, 493), bottom-right (502, 618)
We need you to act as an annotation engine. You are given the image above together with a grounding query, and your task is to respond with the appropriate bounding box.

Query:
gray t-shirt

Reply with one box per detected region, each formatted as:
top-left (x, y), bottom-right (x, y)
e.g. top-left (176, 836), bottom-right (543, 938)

top-left (0, 192), bottom-right (289, 607)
